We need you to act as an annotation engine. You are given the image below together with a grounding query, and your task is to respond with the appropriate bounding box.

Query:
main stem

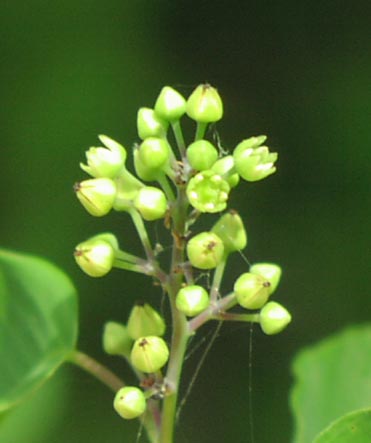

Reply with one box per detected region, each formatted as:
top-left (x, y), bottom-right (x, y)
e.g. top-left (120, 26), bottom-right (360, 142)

top-left (159, 187), bottom-right (190, 443)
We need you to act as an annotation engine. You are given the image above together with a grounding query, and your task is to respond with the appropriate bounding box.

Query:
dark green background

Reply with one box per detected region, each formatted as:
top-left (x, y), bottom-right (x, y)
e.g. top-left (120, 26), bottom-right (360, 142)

top-left (1, 1), bottom-right (370, 442)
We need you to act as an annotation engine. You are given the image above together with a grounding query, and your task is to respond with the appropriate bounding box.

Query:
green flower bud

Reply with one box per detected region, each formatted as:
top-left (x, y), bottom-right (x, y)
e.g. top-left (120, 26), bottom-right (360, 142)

top-left (187, 232), bottom-right (224, 270)
top-left (186, 170), bottom-right (230, 213)
top-left (211, 211), bottom-right (247, 253)
top-left (113, 170), bottom-right (144, 211)
top-left (176, 285), bottom-right (209, 316)
top-left (134, 138), bottom-right (171, 181)
top-left (211, 156), bottom-right (240, 188)
top-left (233, 136), bottom-right (278, 182)
top-left (130, 336), bottom-right (169, 373)
top-left (186, 84), bottom-right (223, 123)
top-left (74, 234), bottom-right (118, 277)
top-left (103, 321), bottom-right (133, 357)
top-left (234, 272), bottom-right (271, 309)
top-left (154, 86), bottom-right (186, 122)
top-left (134, 186), bottom-right (167, 221)
top-left (186, 140), bottom-right (219, 171)
top-left (133, 148), bottom-right (156, 182)
top-left (80, 135), bottom-right (127, 178)
top-left (127, 302), bottom-right (166, 340)
top-left (137, 108), bottom-right (168, 140)
top-left (114, 387), bottom-right (146, 419)
top-left (74, 178), bottom-right (116, 217)
top-left (259, 301), bottom-right (292, 335)
top-left (250, 263), bottom-right (282, 295)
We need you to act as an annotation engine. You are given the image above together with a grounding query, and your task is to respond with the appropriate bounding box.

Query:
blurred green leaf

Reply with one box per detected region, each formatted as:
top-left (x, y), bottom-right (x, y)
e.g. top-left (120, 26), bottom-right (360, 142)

top-left (290, 324), bottom-right (371, 443)
top-left (313, 409), bottom-right (371, 443)
top-left (0, 249), bottom-right (78, 412)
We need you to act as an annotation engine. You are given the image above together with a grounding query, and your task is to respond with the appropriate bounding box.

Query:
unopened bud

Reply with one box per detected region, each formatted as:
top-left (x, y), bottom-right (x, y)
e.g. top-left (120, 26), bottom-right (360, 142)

top-left (187, 232), bottom-right (224, 270)
top-left (234, 272), bottom-right (271, 309)
top-left (154, 86), bottom-right (186, 122)
top-left (103, 321), bottom-right (132, 357)
top-left (259, 301), bottom-right (291, 335)
top-left (74, 178), bottom-right (116, 217)
top-left (127, 303), bottom-right (166, 340)
top-left (114, 387), bottom-right (146, 419)
top-left (130, 336), bottom-right (169, 373)
top-left (186, 84), bottom-right (223, 123)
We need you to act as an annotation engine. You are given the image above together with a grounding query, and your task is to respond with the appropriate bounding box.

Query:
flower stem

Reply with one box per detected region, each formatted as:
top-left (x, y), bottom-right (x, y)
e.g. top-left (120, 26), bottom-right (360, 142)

top-left (211, 312), bottom-right (260, 323)
top-left (68, 350), bottom-right (124, 392)
top-left (195, 121), bottom-right (208, 141)
top-left (158, 173), bottom-right (176, 202)
top-left (129, 208), bottom-right (155, 261)
top-left (210, 257), bottom-right (227, 302)
top-left (171, 120), bottom-right (186, 158)
top-left (159, 187), bottom-right (190, 443)
top-left (69, 350), bottom-right (160, 443)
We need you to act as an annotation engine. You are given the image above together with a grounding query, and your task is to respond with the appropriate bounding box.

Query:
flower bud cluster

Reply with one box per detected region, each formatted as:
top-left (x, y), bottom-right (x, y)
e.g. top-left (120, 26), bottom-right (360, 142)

top-left (72, 83), bottom-right (291, 424)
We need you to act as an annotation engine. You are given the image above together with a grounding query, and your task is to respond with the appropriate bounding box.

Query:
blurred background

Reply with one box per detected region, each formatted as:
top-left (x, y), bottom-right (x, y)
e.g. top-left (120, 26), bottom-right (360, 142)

top-left (1, 1), bottom-right (370, 442)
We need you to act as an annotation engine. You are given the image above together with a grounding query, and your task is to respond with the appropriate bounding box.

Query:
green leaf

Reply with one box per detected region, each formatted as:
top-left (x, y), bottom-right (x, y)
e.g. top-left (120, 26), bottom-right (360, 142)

top-left (313, 408), bottom-right (371, 443)
top-left (290, 324), bottom-right (371, 443)
top-left (0, 249), bottom-right (78, 412)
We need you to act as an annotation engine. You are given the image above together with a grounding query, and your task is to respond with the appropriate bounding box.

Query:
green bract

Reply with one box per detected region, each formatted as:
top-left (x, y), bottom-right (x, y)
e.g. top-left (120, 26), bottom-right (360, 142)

top-left (211, 211), bottom-right (247, 253)
top-left (186, 232), bottom-right (224, 270)
top-left (127, 303), bottom-right (166, 340)
top-left (259, 301), bottom-right (291, 335)
top-left (250, 262), bottom-right (282, 295)
top-left (130, 336), bottom-right (169, 373)
top-left (74, 177), bottom-right (116, 217)
top-left (234, 272), bottom-right (271, 309)
top-left (103, 321), bottom-right (133, 357)
top-left (233, 136), bottom-right (278, 182)
top-left (186, 170), bottom-right (230, 213)
top-left (74, 234), bottom-right (118, 277)
top-left (154, 86), bottom-right (187, 122)
top-left (113, 387), bottom-right (146, 419)
top-left (186, 84), bottom-right (223, 123)
top-left (137, 107), bottom-right (168, 139)
top-left (176, 285), bottom-right (210, 316)
top-left (186, 140), bottom-right (219, 171)
top-left (134, 186), bottom-right (168, 221)
top-left (80, 135), bottom-right (127, 178)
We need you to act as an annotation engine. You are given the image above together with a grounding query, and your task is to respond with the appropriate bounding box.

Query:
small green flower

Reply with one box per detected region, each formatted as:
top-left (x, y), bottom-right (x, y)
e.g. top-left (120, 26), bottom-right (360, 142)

top-left (154, 86), bottom-right (187, 122)
top-left (127, 302), bottom-right (166, 340)
top-left (186, 232), bottom-right (224, 270)
top-left (74, 177), bottom-right (116, 217)
top-left (186, 140), bottom-right (219, 171)
top-left (80, 135), bottom-right (127, 178)
top-left (137, 108), bottom-right (168, 140)
top-left (234, 272), bottom-right (271, 309)
top-left (186, 170), bottom-right (230, 213)
top-left (259, 301), bottom-right (291, 335)
top-left (113, 170), bottom-right (144, 211)
top-left (103, 321), bottom-right (133, 357)
top-left (130, 336), bottom-right (169, 373)
top-left (134, 138), bottom-right (171, 181)
top-left (186, 84), bottom-right (223, 123)
top-left (250, 263), bottom-right (282, 295)
top-left (233, 136), bottom-right (278, 182)
top-left (74, 233), bottom-right (118, 277)
top-left (211, 155), bottom-right (240, 188)
top-left (114, 387), bottom-right (146, 419)
top-left (134, 186), bottom-right (168, 221)
top-left (211, 210), bottom-right (247, 253)
top-left (176, 285), bottom-right (210, 316)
